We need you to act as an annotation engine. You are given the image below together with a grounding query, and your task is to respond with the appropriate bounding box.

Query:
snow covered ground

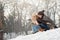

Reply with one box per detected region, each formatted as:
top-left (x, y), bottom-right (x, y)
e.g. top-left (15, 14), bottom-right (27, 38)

top-left (8, 28), bottom-right (60, 40)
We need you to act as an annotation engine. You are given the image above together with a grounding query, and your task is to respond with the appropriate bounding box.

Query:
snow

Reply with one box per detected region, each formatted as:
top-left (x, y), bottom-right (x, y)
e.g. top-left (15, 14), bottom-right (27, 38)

top-left (9, 28), bottom-right (60, 40)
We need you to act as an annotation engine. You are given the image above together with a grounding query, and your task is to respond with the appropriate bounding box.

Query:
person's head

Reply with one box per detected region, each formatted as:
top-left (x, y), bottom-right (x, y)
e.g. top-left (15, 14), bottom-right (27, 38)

top-left (37, 10), bottom-right (45, 19)
top-left (31, 13), bottom-right (39, 25)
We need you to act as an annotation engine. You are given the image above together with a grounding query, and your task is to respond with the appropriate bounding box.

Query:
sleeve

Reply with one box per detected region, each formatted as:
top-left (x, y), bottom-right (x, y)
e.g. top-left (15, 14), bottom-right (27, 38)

top-left (43, 15), bottom-right (58, 28)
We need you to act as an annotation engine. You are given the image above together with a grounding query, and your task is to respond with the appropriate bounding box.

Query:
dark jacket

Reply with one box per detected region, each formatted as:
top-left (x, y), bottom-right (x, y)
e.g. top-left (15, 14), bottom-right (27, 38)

top-left (43, 15), bottom-right (58, 29)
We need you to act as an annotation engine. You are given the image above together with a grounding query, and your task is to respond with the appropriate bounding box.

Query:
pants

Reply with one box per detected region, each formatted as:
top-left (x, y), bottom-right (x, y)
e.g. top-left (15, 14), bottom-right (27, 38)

top-left (32, 25), bottom-right (40, 33)
top-left (32, 23), bottom-right (50, 33)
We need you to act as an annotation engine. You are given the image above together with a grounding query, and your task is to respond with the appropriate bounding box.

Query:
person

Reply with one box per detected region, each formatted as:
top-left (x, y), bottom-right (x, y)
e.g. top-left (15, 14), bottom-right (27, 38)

top-left (31, 10), bottom-right (58, 33)
top-left (36, 10), bottom-right (50, 31)
top-left (37, 10), bottom-right (58, 29)
top-left (31, 14), bottom-right (41, 33)
top-left (31, 12), bottom-right (50, 33)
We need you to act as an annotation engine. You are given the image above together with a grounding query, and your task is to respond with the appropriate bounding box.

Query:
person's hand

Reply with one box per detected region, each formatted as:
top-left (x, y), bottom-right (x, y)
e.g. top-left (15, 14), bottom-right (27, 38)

top-left (35, 21), bottom-right (39, 25)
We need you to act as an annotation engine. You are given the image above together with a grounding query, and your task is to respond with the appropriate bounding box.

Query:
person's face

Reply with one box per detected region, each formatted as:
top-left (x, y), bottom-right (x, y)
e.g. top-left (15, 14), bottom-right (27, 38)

top-left (38, 15), bottom-right (43, 19)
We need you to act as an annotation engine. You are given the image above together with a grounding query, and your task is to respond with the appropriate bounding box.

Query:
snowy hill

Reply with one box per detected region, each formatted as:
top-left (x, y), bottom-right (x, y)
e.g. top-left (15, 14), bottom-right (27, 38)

top-left (9, 28), bottom-right (60, 40)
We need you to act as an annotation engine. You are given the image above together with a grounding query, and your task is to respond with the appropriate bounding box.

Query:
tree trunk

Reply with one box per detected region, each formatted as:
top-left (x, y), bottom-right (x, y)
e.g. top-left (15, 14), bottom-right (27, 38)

top-left (0, 3), bottom-right (4, 40)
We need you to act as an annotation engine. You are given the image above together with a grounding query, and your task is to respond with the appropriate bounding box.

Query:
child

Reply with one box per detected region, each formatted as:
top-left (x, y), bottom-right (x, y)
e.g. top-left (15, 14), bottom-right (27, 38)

top-left (31, 13), bottom-right (50, 34)
top-left (31, 14), bottom-right (40, 33)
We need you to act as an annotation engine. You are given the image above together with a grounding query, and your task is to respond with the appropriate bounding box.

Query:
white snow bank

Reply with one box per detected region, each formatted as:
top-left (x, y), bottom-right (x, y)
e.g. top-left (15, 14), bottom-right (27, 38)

top-left (9, 28), bottom-right (60, 40)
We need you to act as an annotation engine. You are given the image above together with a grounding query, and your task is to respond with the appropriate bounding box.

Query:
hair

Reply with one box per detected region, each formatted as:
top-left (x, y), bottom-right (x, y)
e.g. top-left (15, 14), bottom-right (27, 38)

top-left (37, 10), bottom-right (45, 19)
top-left (31, 14), bottom-right (38, 21)
top-left (31, 13), bottom-right (40, 24)
top-left (38, 10), bottom-right (45, 16)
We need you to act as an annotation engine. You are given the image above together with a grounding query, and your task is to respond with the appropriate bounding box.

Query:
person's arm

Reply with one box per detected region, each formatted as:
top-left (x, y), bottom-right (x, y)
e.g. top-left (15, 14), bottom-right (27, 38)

top-left (43, 15), bottom-right (58, 28)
